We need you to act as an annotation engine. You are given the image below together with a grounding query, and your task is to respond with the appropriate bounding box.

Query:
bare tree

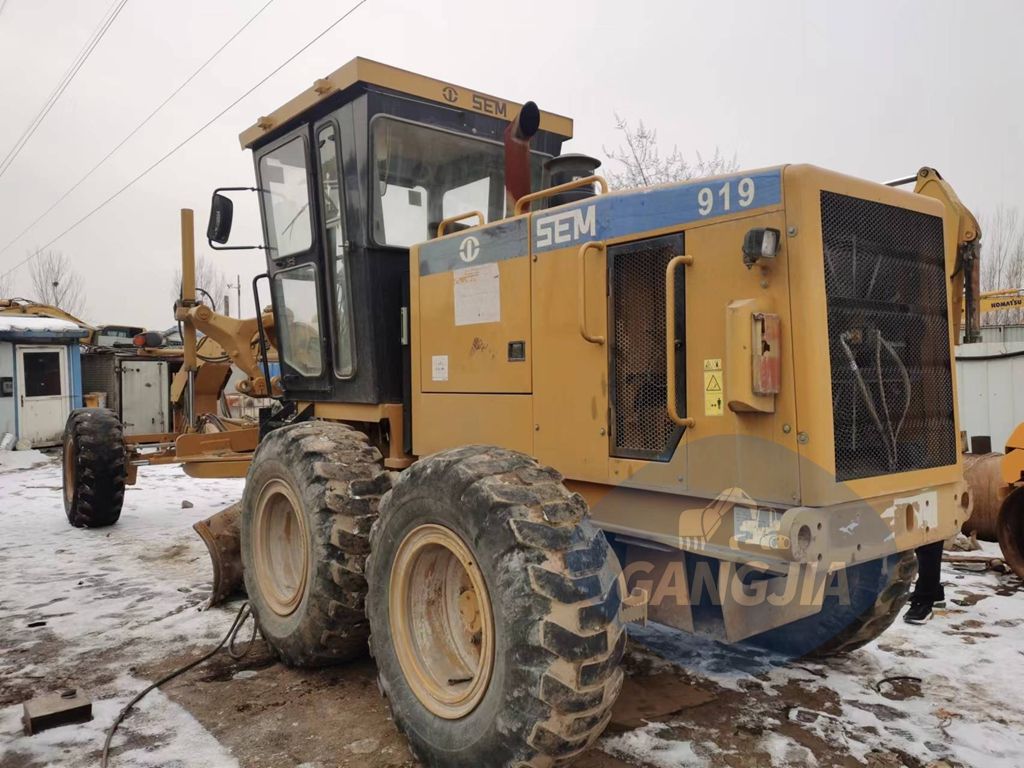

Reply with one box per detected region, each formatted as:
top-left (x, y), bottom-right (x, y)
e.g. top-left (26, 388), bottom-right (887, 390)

top-left (0, 269), bottom-right (12, 298)
top-left (173, 253), bottom-right (228, 313)
top-left (603, 114), bottom-right (739, 190)
top-left (979, 206), bottom-right (1024, 326)
top-left (28, 249), bottom-right (86, 316)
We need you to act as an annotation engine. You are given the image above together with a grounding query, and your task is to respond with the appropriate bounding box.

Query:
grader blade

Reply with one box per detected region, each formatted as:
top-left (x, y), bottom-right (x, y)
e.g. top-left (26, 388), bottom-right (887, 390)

top-left (193, 501), bottom-right (245, 606)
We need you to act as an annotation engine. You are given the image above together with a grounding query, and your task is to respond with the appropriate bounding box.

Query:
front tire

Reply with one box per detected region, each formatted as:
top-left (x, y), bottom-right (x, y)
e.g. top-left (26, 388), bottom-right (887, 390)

top-left (240, 422), bottom-right (391, 666)
top-left (367, 446), bottom-right (625, 768)
top-left (62, 408), bottom-right (126, 528)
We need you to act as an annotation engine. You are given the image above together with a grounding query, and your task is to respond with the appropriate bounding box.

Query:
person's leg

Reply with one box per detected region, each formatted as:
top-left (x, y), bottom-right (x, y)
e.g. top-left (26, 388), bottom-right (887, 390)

top-left (905, 540), bottom-right (945, 623)
top-left (912, 541), bottom-right (944, 603)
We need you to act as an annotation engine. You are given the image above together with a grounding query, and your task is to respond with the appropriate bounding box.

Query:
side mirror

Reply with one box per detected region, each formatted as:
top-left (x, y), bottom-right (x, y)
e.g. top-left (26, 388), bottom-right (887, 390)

top-left (207, 193), bottom-right (234, 245)
top-left (206, 186), bottom-right (263, 251)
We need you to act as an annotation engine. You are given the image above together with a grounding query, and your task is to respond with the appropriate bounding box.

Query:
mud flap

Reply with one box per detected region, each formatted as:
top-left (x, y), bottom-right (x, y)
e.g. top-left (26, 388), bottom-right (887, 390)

top-left (193, 501), bottom-right (245, 607)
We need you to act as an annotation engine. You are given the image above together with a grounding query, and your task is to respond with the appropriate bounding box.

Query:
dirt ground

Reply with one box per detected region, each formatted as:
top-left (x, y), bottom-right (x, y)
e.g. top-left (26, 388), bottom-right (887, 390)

top-left (3, 459), bottom-right (1024, 767)
top-left (136, 616), bottom-right (1001, 768)
top-left (136, 636), bottom-right (855, 768)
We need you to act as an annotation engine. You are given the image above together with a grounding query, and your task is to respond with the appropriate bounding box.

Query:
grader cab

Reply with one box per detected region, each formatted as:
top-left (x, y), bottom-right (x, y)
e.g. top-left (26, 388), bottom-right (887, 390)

top-left (63, 58), bottom-right (979, 767)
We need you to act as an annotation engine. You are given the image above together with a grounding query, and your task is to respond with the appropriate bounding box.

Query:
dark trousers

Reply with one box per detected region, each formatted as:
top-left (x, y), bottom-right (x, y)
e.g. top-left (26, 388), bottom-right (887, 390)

top-left (911, 540), bottom-right (945, 605)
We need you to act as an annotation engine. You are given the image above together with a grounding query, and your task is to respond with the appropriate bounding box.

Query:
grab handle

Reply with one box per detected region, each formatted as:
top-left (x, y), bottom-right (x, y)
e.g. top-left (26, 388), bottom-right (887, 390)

top-left (665, 254), bottom-right (695, 428)
top-left (577, 242), bottom-right (606, 345)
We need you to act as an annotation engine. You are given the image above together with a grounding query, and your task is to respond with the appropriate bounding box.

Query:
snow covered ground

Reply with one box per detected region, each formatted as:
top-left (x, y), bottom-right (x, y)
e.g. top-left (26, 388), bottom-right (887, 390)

top-left (606, 550), bottom-right (1024, 766)
top-left (1, 454), bottom-right (245, 767)
top-left (1, 452), bottom-right (1022, 767)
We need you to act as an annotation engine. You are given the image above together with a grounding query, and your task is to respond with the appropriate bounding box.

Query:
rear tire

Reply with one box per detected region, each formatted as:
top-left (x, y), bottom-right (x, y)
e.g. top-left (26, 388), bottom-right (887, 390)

top-left (240, 421), bottom-right (391, 667)
top-left (748, 551), bottom-right (917, 658)
top-left (62, 408), bottom-right (126, 528)
top-left (367, 446), bottom-right (625, 768)
top-left (810, 550), bottom-right (917, 657)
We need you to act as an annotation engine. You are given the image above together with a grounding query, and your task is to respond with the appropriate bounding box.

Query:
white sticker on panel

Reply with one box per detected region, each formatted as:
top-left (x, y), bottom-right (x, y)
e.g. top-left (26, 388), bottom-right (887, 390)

top-left (453, 262), bottom-right (501, 326)
top-left (431, 355), bottom-right (449, 382)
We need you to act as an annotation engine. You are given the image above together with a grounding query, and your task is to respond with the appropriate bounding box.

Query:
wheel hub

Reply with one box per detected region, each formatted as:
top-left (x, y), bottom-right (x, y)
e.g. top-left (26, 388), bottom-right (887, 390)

top-left (252, 479), bottom-right (309, 617)
top-left (389, 524), bottom-right (495, 719)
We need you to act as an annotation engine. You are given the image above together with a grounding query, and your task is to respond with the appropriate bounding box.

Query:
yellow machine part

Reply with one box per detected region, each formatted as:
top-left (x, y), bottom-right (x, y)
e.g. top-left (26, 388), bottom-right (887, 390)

top-left (409, 164), bottom-right (968, 565)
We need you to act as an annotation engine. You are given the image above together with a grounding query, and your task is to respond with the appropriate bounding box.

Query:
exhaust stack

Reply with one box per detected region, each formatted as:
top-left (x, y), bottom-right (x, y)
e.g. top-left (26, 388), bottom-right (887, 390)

top-left (504, 101), bottom-right (541, 208)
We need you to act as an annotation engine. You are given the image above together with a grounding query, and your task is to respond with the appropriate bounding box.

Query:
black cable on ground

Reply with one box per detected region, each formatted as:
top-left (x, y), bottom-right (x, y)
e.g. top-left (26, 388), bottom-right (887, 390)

top-left (101, 601), bottom-right (258, 767)
top-left (873, 675), bottom-right (922, 694)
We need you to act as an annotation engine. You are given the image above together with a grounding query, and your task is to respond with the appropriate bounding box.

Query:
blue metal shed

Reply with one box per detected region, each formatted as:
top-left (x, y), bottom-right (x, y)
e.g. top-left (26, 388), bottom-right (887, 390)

top-left (0, 317), bottom-right (88, 448)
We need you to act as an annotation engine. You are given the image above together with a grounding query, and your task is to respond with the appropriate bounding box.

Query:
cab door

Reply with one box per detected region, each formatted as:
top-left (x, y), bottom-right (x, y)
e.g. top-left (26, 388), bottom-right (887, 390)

top-left (256, 127), bottom-right (332, 397)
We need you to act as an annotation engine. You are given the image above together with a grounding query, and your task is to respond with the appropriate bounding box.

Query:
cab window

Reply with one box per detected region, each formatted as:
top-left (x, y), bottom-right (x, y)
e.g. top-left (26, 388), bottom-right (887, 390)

top-left (370, 117), bottom-right (547, 247)
top-left (317, 124), bottom-right (356, 378)
top-left (272, 264), bottom-right (323, 377)
top-left (259, 136), bottom-right (312, 258)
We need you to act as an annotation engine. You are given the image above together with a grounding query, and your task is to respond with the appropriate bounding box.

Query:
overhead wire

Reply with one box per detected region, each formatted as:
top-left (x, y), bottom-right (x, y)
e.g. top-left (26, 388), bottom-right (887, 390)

top-left (0, 0), bottom-right (277, 260)
top-left (0, 0), bottom-right (128, 181)
top-left (0, 0), bottom-right (371, 281)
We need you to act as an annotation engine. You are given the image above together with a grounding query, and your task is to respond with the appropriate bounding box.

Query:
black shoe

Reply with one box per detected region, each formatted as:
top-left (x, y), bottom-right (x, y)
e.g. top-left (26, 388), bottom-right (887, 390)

top-left (904, 601), bottom-right (933, 624)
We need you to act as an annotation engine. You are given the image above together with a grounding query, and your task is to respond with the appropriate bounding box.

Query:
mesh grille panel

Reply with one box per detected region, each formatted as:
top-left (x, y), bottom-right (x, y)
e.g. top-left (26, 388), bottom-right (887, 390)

top-left (609, 234), bottom-right (684, 460)
top-left (81, 352), bottom-right (119, 413)
top-left (821, 191), bottom-right (957, 481)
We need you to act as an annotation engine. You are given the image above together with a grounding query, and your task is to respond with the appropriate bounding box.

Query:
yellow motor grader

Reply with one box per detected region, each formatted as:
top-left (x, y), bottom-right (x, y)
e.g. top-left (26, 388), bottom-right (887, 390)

top-left (62, 58), bottom-right (981, 767)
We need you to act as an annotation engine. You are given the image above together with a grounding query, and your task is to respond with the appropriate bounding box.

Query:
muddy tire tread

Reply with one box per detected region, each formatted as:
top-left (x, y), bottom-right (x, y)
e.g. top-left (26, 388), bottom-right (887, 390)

top-left (810, 550), bottom-right (918, 657)
top-left (241, 421), bottom-right (390, 667)
top-left (63, 408), bottom-right (126, 528)
top-left (367, 446), bottom-right (624, 768)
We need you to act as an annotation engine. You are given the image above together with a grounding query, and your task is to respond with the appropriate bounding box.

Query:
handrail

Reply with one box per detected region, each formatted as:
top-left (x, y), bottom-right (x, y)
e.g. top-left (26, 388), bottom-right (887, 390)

top-left (514, 175), bottom-right (609, 215)
top-left (436, 210), bottom-right (484, 238)
top-left (577, 242), bottom-right (606, 345)
top-left (665, 254), bottom-right (695, 428)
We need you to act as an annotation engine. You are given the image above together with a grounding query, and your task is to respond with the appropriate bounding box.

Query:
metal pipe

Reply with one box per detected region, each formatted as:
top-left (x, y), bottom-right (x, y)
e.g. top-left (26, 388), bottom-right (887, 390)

top-left (884, 175), bottom-right (918, 187)
top-left (961, 452), bottom-right (1024, 578)
top-left (187, 369), bottom-right (195, 429)
top-left (503, 101), bottom-right (540, 209)
top-left (962, 453), bottom-right (1005, 540)
top-left (180, 208), bottom-right (198, 369)
top-left (252, 273), bottom-right (275, 400)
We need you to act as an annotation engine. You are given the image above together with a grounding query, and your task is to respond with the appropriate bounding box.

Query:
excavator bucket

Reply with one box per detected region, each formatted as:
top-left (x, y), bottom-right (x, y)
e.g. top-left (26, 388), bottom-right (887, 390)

top-left (193, 501), bottom-right (245, 606)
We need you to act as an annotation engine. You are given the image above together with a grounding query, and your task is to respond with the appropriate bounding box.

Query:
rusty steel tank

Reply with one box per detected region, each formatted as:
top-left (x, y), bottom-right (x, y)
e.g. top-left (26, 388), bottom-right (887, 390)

top-left (962, 452), bottom-right (1024, 579)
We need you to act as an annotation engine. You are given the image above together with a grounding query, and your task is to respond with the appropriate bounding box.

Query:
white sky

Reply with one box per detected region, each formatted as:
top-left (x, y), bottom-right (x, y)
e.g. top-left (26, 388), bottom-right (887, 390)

top-left (0, 0), bottom-right (1020, 327)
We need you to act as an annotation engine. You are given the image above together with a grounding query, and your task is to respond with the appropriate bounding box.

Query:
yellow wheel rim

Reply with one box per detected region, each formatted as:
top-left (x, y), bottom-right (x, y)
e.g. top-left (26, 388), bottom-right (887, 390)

top-left (62, 440), bottom-right (75, 505)
top-left (252, 478), bottom-right (309, 617)
top-left (389, 523), bottom-right (495, 719)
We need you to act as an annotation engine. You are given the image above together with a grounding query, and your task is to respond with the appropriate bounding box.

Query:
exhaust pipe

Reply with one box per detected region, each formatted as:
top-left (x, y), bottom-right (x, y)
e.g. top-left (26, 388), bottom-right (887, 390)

top-left (193, 501), bottom-right (245, 607)
top-left (504, 101), bottom-right (540, 208)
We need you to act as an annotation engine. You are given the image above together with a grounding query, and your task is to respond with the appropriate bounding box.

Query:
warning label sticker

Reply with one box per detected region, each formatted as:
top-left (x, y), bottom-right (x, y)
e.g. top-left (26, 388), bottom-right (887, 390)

top-left (431, 355), bottom-right (449, 382)
top-left (703, 358), bottom-right (723, 416)
top-left (453, 262), bottom-right (501, 326)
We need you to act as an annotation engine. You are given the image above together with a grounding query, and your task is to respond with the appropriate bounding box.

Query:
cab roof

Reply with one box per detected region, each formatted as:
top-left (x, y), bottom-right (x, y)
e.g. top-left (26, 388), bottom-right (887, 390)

top-left (239, 57), bottom-right (574, 149)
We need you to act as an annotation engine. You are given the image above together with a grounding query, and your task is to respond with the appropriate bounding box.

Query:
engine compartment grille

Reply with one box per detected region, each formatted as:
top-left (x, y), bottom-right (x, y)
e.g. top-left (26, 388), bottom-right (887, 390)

top-left (609, 234), bottom-right (685, 461)
top-left (821, 191), bottom-right (957, 481)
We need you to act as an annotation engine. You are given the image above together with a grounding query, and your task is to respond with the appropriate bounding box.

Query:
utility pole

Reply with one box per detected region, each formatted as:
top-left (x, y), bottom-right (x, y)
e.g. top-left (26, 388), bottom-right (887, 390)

top-left (227, 274), bottom-right (242, 318)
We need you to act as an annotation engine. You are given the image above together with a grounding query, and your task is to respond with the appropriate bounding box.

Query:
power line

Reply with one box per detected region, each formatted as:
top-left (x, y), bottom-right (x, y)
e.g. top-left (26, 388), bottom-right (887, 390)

top-left (0, 0), bottom-right (276, 260)
top-left (1, 0), bottom-right (371, 281)
top-left (0, 0), bottom-right (128, 181)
